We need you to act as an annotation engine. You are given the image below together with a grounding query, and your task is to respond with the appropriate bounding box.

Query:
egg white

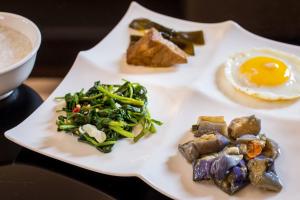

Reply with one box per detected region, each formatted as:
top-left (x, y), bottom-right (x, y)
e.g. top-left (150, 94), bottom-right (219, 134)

top-left (224, 48), bottom-right (300, 100)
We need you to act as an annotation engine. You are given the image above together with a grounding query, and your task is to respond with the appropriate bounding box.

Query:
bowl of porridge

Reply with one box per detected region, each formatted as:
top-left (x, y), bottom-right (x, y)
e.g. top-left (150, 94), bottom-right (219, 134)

top-left (0, 12), bottom-right (41, 100)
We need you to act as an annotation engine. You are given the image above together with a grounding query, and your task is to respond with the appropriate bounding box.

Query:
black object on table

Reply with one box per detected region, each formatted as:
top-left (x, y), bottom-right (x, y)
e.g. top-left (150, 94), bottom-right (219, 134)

top-left (0, 85), bottom-right (171, 200)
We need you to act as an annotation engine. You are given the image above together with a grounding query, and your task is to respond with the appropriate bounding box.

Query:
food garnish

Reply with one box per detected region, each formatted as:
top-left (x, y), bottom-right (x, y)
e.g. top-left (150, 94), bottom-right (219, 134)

top-left (56, 80), bottom-right (162, 153)
top-left (179, 115), bottom-right (282, 195)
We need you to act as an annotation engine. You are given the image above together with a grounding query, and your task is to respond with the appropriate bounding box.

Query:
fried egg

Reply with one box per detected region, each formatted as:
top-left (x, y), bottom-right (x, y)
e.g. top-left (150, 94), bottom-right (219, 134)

top-left (224, 48), bottom-right (300, 100)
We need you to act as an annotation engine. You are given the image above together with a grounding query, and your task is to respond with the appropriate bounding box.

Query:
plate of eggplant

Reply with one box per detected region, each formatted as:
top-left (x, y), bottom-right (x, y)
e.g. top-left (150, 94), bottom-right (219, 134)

top-left (5, 2), bottom-right (300, 200)
top-left (179, 115), bottom-right (282, 195)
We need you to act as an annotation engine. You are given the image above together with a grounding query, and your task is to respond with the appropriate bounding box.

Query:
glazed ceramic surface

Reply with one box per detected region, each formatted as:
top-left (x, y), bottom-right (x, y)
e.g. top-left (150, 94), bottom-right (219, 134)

top-left (5, 2), bottom-right (300, 199)
top-left (0, 12), bottom-right (41, 99)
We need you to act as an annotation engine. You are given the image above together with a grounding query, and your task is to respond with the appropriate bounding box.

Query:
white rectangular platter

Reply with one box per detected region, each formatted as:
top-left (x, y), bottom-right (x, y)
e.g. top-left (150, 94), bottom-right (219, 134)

top-left (5, 2), bottom-right (300, 199)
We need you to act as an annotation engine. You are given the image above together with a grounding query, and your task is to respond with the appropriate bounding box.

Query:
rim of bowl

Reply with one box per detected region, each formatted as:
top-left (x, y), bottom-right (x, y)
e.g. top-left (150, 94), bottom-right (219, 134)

top-left (0, 12), bottom-right (41, 74)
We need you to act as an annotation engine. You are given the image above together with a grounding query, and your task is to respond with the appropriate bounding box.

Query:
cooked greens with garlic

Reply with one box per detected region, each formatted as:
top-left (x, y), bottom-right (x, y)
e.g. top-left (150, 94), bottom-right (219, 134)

top-left (56, 80), bottom-right (162, 153)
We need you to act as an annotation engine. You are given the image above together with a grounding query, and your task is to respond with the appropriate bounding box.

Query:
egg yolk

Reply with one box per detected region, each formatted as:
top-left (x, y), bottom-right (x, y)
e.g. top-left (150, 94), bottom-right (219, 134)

top-left (239, 56), bottom-right (290, 86)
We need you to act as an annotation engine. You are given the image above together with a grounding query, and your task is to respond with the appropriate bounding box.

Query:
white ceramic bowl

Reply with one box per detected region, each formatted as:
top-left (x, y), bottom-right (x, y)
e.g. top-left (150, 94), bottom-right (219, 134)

top-left (0, 12), bottom-right (41, 100)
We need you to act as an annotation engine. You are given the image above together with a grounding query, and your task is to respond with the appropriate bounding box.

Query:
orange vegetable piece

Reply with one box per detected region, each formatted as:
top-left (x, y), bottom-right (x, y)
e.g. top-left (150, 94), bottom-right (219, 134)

top-left (247, 140), bottom-right (262, 158)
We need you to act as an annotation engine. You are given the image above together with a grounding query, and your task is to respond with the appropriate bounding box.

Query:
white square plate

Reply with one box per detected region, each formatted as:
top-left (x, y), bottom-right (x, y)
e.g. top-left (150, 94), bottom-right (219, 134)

top-left (5, 2), bottom-right (300, 199)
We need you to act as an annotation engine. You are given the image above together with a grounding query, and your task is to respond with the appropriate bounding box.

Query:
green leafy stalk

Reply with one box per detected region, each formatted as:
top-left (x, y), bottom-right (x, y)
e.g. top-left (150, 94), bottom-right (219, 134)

top-left (97, 141), bottom-right (116, 147)
top-left (110, 126), bottom-right (134, 138)
top-left (97, 86), bottom-right (144, 107)
top-left (58, 124), bottom-right (77, 131)
top-left (80, 93), bottom-right (102, 101)
top-left (82, 134), bottom-right (99, 146)
top-left (134, 129), bottom-right (146, 142)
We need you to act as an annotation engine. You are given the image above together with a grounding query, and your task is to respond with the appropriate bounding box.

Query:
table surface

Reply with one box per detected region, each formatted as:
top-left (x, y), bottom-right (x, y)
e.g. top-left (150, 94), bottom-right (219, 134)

top-left (1, 78), bottom-right (171, 200)
top-left (25, 78), bottom-right (62, 100)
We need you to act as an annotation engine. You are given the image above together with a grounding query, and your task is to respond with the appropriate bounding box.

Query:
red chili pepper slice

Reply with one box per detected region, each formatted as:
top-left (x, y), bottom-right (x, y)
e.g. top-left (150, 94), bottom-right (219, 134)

top-left (72, 107), bottom-right (80, 113)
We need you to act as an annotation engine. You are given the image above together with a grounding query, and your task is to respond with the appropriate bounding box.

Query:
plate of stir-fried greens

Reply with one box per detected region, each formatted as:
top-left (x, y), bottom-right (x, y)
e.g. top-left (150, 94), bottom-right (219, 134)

top-left (5, 2), bottom-right (300, 200)
top-left (56, 80), bottom-right (162, 153)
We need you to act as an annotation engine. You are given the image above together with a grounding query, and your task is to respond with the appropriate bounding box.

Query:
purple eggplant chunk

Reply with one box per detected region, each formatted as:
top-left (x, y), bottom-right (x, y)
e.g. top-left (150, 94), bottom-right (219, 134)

top-left (193, 154), bottom-right (243, 182)
top-left (214, 160), bottom-right (249, 195)
top-left (232, 160), bottom-right (248, 184)
top-left (228, 115), bottom-right (261, 139)
top-left (247, 156), bottom-right (282, 192)
top-left (232, 166), bottom-right (246, 183)
top-left (192, 151), bottom-right (250, 195)
top-left (193, 134), bottom-right (230, 155)
top-left (178, 141), bottom-right (200, 163)
top-left (179, 133), bottom-right (229, 163)
top-left (210, 154), bottom-right (243, 180)
top-left (260, 171), bottom-right (283, 192)
top-left (262, 138), bottom-right (280, 160)
top-left (193, 155), bottom-right (216, 181)
top-left (193, 121), bottom-right (227, 137)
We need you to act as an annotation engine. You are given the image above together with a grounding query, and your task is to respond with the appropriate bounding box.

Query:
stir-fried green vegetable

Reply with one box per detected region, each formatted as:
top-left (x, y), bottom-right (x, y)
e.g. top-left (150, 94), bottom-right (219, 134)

top-left (129, 18), bottom-right (205, 55)
top-left (56, 80), bottom-right (162, 153)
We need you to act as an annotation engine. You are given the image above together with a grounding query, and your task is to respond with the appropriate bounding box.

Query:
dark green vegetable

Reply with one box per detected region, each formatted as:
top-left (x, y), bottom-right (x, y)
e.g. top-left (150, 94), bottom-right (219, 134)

top-left (129, 18), bottom-right (205, 55)
top-left (56, 80), bottom-right (162, 153)
top-left (130, 35), bottom-right (195, 56)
